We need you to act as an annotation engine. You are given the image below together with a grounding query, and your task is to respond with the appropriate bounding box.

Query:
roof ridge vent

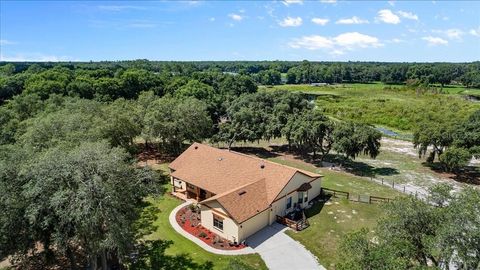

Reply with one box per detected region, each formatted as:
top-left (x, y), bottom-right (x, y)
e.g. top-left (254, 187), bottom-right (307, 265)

top-left (238, 191), bottom-right (247, 196)
top-left (260, 162), bottom-right (265, 169)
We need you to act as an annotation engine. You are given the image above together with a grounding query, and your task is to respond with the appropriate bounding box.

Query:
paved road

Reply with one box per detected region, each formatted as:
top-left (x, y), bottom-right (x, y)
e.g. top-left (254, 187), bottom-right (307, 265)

top-left (247, 223), bottom-right (326, 270)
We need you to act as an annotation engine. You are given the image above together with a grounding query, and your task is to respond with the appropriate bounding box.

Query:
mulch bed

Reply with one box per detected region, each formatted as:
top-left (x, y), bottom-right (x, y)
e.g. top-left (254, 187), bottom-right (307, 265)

top-left (175, 205), bottom-right (247, 250)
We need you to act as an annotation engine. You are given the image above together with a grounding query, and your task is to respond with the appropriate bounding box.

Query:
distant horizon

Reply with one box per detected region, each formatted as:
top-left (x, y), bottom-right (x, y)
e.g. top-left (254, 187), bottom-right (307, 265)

top-left (1, 59), bottom-right (479, 64)
top-left (1, 0), bottom-right (479, 62)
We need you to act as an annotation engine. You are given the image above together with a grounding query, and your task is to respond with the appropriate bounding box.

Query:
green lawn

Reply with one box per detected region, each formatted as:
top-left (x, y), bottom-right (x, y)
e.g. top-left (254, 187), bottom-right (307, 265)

top-left (286, 198), bottom-right (385, 269)
top-left (144, 166), bottom-right (267, 270)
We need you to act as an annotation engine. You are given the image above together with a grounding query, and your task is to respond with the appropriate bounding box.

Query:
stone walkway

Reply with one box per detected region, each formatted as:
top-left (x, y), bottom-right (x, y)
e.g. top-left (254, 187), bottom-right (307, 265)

top-left (169, 200), bottom-right (326, 269)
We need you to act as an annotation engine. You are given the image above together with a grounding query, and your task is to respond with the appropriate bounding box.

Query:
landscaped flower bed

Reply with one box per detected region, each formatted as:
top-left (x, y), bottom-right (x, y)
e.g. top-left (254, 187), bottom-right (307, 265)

top-left (175, 205), bottom-right (247, 250)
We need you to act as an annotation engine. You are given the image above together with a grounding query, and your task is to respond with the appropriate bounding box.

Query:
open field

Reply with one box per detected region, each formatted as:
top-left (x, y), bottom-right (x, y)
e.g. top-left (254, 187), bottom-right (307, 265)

top-left (260, 83), bottom-right (480, 133)
top-left (144, 167), bottom-right (267, 270)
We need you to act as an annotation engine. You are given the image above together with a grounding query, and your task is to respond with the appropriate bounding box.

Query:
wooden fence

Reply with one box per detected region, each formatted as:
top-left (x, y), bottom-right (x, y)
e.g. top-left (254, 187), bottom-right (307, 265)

top-left (321, 187), bottom-right (393, 204)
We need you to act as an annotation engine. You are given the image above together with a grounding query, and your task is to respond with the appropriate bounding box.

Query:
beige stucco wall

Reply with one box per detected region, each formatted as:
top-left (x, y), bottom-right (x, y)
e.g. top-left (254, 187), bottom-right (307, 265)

top-left (271, 173), bottom-right (322, 218)
top-left (196, 173), bottom-right (322, 242)
top-left (200, 201), bottom-right (240, 242)
top-left (309, 178), bottom-right (322, 203)
top-left (238, 209), bottom-right (270, 242)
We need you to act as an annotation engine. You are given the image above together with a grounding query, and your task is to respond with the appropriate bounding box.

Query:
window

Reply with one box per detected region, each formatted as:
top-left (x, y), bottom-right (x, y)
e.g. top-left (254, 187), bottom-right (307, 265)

top-left (213, 214), bottom-right (224, 231)
top-left (297, 192), bottom-right (304, 204)
top-left (286, 197), bottom-right (292, 209)
top-left (304, 192), bottom-right (308, 203)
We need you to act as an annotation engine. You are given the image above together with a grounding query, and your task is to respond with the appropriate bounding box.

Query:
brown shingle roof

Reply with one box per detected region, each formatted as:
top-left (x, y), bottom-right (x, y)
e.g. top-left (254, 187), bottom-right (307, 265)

top-left (202, 179), bottom-right (269, 223)
top-left (169, 143), bottom-right (322, 223)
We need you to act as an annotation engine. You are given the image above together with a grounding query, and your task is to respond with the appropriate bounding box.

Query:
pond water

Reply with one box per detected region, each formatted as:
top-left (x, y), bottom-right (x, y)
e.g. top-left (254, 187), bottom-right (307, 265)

top-left (376, 127), bottom-right (398, 137)
top-left (376, 127), bottom-right (414, 141)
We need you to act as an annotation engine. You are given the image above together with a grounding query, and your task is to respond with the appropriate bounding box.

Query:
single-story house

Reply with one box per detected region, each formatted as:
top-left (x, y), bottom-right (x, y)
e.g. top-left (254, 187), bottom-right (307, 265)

top-left (169, 143), bottom-right (323, 243)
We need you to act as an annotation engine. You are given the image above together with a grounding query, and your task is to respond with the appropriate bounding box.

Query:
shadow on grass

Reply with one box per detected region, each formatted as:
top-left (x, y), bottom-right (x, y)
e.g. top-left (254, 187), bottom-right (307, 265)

top-left (230, 146), bottom-right (281, 159)
top-left (305, 194), bottom-right (332, 219)
top-left (422, 162), bottom-right (480, 185)
top-left (134, 200), bottom-right (162, 239)
top-left (268, 145), bottom-right (399, 178)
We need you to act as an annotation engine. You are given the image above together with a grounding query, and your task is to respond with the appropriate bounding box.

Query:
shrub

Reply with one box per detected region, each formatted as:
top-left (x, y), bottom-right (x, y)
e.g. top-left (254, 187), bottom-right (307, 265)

top-left (198, 232), bottom-right (207, 238)
top-left (439, 147), bottom-right (471, 172)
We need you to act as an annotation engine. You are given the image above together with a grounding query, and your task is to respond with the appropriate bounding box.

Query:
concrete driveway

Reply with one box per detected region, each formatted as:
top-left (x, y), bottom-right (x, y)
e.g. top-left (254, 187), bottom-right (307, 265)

top-left (247, 223), bottom-right (326, 270)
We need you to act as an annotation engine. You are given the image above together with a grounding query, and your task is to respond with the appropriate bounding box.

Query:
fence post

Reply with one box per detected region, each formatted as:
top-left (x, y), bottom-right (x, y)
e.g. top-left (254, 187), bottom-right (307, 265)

top-left (415, 191), bottom-right (417, 198)
top-left (403, 186), bottom-right (406, 193)
top-left (392, 180), bottom-right (394, 188)
top-left (381, 178), bottom-right (384, 185)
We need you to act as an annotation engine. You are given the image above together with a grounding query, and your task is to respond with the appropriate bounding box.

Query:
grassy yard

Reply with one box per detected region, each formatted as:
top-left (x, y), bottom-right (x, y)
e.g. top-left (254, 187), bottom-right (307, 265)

top-left (144, 165), bottom-right (267, 270)
top-left (287, 197), bottom-right (385, 269)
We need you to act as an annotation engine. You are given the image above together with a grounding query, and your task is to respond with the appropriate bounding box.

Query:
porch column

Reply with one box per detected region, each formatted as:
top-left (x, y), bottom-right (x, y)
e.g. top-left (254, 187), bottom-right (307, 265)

top-left (196, 186), bottom-right (200, 201)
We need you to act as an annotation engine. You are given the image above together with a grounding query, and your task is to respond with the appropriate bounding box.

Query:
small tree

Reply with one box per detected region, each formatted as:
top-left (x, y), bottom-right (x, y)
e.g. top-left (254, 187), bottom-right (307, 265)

top-left (439, 147), bottom-right (471, 172)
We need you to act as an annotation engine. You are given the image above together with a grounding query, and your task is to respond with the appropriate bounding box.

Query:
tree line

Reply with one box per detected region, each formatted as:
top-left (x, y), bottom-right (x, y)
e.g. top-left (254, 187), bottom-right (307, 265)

top-left (2, 60), bottom-right (479, 103)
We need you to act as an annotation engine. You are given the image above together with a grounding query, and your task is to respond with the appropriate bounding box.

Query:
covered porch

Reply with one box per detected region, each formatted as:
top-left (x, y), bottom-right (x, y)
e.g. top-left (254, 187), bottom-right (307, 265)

top-left (276, 210), bottom-right (310, 231)
top-left (171, 177), bottom-right (214, 202)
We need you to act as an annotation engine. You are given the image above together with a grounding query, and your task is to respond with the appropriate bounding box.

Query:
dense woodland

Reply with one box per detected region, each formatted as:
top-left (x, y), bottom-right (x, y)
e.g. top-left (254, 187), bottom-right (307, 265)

top-left (0, 60), bottom-right (479, 269)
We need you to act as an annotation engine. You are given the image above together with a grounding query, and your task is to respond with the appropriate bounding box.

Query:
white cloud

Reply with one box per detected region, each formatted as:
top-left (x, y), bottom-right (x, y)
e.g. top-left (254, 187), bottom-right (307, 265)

top-left (0, 53), bottom-right (76, 62)
top-left (279, 16), bottom-right (303, 27)
top-left (320, 0), bottom-right (337, 3)
top-left (422, 36), bottom-right (448, 46)
top-left (336, 16), bottom-right (369, 25)
top-left (289, 32), bottom-right (382, 55)
top-left (398, 11), bottom-right (418, 20)
top-left (0, 39), bottom-right (16, 45)
top-left (289, 35), bottom-right (334, 50)
top-left (282, 0), bottom-right (303, 6)
top-left (388, 1), bottom-right (395, 6)
top-left (444, 29), bottom-right (464, 40)
top-left (376, 9), bottom-right (400, 24)
top-left (186, 1), bottom-right (202, 6)
top-left (333, 32), bottom-right (382, 48)
top-left (470, 27), bottom-right (480, 37)
top-left (433, 28), bottom-right (465, 40)
top-left (229, 13), bottom-right (243, 21)
top-left (311, 17), bottom-right (329, 26)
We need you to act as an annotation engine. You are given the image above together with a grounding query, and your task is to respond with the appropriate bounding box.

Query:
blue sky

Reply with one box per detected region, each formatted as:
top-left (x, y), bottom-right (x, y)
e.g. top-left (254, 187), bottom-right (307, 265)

top-left (1, 0), bottom-right (479, 62)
